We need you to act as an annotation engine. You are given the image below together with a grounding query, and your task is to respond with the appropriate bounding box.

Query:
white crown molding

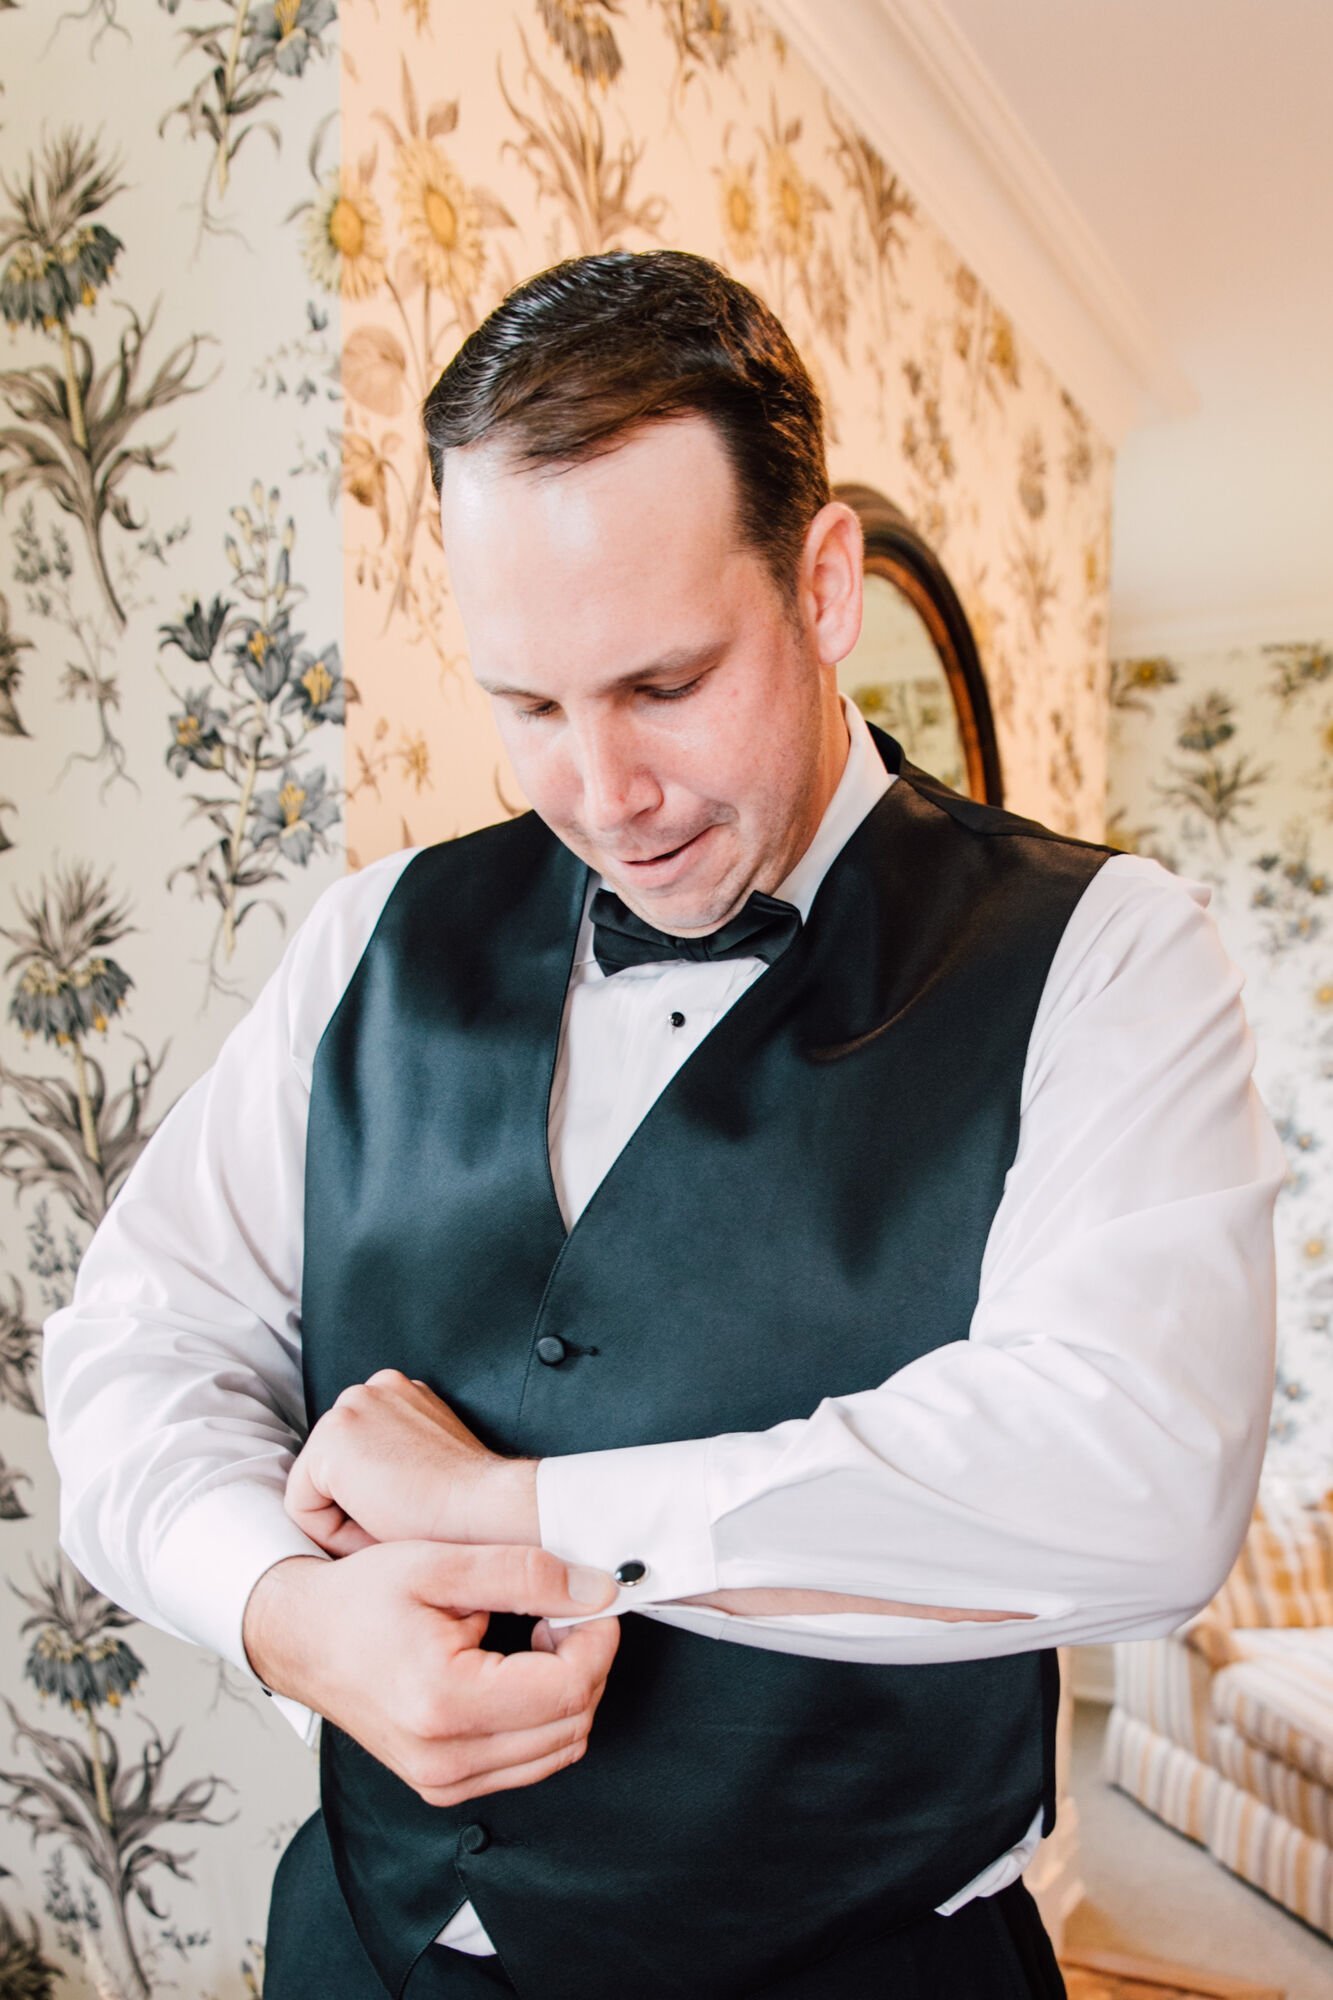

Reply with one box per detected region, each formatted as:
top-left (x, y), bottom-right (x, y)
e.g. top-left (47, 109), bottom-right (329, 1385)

top-left (760, 0), bottom-right (1195, 448)
top-left (1109, 597), bottom-right (1333, 662)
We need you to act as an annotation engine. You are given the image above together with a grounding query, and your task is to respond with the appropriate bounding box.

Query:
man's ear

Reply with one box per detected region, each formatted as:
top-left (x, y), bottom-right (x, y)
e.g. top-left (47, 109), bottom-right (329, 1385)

top-left (801, 501), bottom-right (864, 669)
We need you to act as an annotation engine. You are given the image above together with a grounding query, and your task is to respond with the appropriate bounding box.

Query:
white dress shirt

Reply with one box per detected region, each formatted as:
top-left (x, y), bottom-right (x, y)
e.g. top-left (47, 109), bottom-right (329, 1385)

top-left (42, 697), bottom-right (1285, 1958)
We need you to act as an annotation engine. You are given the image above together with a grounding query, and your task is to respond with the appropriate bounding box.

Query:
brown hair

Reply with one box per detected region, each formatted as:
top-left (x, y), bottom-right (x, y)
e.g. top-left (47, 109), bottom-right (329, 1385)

top-left (422, 249), bottom-right (830, 603)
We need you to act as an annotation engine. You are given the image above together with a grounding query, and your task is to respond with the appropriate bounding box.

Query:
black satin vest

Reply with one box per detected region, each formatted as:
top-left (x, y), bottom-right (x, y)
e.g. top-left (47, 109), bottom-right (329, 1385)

top-left (300, 728), bottom-right (1113, 1998)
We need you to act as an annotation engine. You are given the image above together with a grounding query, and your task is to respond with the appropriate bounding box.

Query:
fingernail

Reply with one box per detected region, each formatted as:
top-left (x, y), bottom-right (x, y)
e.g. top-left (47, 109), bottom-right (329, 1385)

top-left (568, 1565), bottom-right (616, 1605)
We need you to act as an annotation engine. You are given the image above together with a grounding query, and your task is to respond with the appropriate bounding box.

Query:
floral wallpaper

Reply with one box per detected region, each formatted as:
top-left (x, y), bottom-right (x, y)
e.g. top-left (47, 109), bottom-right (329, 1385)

top-left (0, 2), bottom-right (1113, 1993)
top-left (0, 3), bottom-right (342, 1994)
top-left (1107, 640), bottom-right (1333, 1497)
top-left (335, 0), bottom-right (1115, 861)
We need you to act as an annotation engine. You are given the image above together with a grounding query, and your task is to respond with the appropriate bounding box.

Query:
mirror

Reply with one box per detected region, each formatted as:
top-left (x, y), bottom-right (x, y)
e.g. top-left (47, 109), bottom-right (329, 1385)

top-left (833, 483), bottom-right (1004, 806)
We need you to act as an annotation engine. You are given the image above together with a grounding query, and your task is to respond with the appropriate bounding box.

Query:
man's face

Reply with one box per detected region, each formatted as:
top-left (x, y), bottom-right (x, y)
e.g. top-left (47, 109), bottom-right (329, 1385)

top-left (440, 415), bottom-right (857, 935)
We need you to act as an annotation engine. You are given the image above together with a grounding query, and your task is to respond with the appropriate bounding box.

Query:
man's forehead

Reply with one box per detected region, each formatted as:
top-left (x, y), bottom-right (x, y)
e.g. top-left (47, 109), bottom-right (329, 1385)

top-left (440, 415), bottom-right (738, 526)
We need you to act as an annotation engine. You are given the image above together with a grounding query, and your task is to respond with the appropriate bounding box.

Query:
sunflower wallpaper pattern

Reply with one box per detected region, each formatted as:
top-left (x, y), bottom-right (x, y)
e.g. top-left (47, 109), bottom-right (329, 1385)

top-left (1108, 639), bottom-right (1333, 1495)
top-left (0, 2), bottom-right (1111, 1993)
top-left (337, 0), bottom-right (1115, 860)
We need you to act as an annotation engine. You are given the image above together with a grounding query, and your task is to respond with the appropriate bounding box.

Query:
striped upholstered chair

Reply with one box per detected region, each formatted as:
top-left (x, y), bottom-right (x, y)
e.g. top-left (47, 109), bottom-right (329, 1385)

top-left (1103, 1484), bottom-right (1333, 1937)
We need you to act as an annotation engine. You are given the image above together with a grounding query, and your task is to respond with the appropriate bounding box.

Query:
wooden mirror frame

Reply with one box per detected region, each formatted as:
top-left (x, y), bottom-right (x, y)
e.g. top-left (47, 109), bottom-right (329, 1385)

top-left (833, 482), bottom-right (1004, 807)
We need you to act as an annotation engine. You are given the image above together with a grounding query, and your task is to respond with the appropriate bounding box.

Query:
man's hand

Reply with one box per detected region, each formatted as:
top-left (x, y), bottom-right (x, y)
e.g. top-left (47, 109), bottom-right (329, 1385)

top-left (284, 1369), bottom-right (540, 1555)
top-left (243, 1540), bottom-right (620, 1805)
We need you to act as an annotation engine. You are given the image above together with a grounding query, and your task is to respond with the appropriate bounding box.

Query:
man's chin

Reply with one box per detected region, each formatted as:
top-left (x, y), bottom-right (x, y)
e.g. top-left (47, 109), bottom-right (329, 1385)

top-left (608, 878), bottom-right (749, 938)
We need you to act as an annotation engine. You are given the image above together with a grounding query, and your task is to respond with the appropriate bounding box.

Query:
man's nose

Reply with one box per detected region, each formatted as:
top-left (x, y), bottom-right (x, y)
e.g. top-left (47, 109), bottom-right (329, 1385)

top-left (572, 716), bottom-right (661, 832)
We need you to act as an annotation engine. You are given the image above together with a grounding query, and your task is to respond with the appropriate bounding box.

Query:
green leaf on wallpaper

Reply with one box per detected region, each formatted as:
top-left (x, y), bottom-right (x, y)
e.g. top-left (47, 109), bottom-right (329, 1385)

top-left (343, 325), bottom-right (408, 417)
top-left (426, 100), bottom-right (460, 141)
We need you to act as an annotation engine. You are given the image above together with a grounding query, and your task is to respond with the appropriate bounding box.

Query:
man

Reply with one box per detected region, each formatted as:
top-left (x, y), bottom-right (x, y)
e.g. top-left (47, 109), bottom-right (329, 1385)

top-left (44, 250), bottom-right (1284, 2000)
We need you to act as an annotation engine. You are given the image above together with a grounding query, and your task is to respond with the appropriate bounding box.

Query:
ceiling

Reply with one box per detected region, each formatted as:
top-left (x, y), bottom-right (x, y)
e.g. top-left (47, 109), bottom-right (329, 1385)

top-left (943, 0), bottom-right (1333, 654)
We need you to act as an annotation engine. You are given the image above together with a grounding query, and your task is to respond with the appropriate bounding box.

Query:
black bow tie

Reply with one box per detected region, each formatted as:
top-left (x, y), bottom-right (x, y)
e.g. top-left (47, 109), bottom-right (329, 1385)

top-left (590, 887), bottom-right (802, 977)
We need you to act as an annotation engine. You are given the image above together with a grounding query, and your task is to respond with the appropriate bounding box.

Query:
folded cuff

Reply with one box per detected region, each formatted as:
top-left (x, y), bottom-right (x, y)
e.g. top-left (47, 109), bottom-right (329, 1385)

top-left (537, 1437), bottom-right (716, 1627)
top-left (153, 1476), bottom-right (330, 1746)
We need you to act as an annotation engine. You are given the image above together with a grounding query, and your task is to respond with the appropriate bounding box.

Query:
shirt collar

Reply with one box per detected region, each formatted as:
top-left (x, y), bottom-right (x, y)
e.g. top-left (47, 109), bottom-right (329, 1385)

top-left (573, 694), bottom-right (892, 967)
top-left (770, 692), bottom-right (892, 922)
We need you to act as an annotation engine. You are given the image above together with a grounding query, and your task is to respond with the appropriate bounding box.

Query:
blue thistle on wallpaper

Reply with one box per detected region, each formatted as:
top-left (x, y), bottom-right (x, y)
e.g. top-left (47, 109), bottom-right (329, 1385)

top-left (0, 1556), bottom-right (233, 2000)
top-left (0, 862), bottom-right (164, 1228)
top-left (0, 134), bottom-right (210, 632)
top-left (160, 482), bottom-right (351, 991)
top-left (0, 130), bottom-right (124, 457)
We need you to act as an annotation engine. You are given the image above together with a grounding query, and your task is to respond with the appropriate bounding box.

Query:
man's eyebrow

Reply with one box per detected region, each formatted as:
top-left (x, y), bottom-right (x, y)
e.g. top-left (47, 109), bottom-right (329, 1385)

top-left (476, 639), bottom-right (725, 702)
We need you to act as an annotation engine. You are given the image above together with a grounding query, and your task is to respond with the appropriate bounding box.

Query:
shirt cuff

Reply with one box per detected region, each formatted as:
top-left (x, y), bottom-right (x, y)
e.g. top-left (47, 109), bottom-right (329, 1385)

top-left (536, 1437), bottom-right (716, 1625)
top-left (152, 1477), bottom-right (331, 1746)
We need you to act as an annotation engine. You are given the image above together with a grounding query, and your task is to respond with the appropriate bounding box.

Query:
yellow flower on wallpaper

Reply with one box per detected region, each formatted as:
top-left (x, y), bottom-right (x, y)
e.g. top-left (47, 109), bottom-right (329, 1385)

top-left (304, 168), bottom-right (387, 299)
top-left (718, 161), bottom-right (758, 262)
top-left (766, 144), bottom-right (816, 260)
top-left (395, 139), bottom-right (485, 298)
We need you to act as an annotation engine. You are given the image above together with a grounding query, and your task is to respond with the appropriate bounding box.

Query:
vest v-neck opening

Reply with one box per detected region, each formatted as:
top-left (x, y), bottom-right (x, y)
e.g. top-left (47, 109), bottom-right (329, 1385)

top-left (531, 781), bottom-right (906, 1263)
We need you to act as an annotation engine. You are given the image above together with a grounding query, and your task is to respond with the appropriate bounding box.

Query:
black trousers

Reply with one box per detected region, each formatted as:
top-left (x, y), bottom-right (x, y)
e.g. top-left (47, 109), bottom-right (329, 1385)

top-left (264, 1807), bottom-right (1067, 2000)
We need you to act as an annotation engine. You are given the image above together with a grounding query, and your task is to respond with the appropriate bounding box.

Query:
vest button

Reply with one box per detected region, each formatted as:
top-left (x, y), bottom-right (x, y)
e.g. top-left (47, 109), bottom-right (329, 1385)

top-left (458, 1823), bottom-right (490, 1855)
top-left (614, 1559), bottom-right (647, 1586)
top-left (536, 1335), bottom-right (567, 1366)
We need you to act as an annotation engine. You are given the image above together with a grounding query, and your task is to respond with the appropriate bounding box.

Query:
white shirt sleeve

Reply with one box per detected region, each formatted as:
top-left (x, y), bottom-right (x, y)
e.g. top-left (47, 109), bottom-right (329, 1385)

top-left (40, 850), bottom-right (417, 1745)
top-left (537, 854), bottom-right (1288, 1662)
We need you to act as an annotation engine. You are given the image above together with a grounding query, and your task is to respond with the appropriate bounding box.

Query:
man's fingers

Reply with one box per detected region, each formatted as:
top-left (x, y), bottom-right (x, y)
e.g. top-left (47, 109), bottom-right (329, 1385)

top-left (416, 1738), bottom-right (590, 1809)
top-left (541, 1610), bottom-right (621, 1683)
top-left (411, 1714), bottom-right (591, 1797)
top-left (436, 1622), bottom-right (618, 1736)
top-left (283, 1441), bottom-right (340, 1544)
top-left (407, 1541), bottom-right (617, 1620)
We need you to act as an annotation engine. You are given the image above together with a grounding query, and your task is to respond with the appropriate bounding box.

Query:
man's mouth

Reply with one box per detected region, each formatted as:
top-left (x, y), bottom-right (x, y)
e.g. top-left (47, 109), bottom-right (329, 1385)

top-left (608, 826), bottom-right (716, 885)
top-left (622, 832), bottom-right (704, 867)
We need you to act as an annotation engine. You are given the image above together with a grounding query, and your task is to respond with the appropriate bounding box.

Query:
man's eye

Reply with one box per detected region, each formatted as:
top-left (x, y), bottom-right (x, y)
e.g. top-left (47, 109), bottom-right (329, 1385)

top-left (516, 702), bottom-right (557, 723)
top-left (645, 678), bottom-right (700, 703)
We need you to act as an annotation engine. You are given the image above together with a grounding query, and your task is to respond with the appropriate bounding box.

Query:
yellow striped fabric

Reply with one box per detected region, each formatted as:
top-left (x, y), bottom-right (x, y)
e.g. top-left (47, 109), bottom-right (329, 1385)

top-left (1207, 1772), bottom-right (1333, 1937)
top-left (1104, 1489), bottom-right (1333, 1943)
top-left (1108, 1634), bottom-right (1213, 1756)
top-left (1211, 1487), bottom-right (1333, 1630)
top-left (1101, 1701), bottom-right (1217, 1843)
top-left (1209, 1719), bottom-right (1333, 1843)
top-left (1211, 1642), bottom-right (1333, 1791)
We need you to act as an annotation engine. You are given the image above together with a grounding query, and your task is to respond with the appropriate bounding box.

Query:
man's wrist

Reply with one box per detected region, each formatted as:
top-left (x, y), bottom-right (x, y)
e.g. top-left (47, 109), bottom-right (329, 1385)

top-left (241, 1553), bottom-right (329, 1699)
top-left (481, 1456), bottom-right (541, 1546)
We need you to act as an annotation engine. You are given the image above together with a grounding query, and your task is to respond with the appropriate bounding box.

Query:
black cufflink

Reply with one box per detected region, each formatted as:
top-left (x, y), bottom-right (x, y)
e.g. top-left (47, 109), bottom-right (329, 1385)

top-left (614, 1559), bottom-right (647, 1586)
